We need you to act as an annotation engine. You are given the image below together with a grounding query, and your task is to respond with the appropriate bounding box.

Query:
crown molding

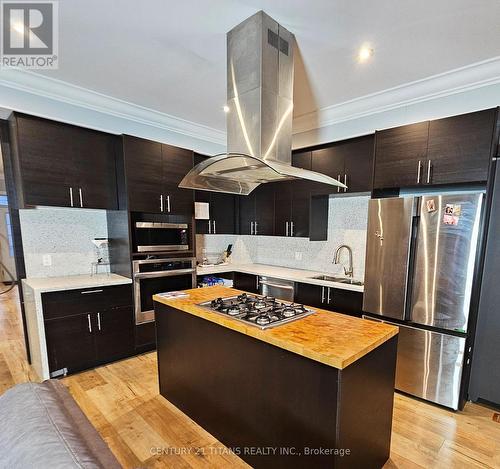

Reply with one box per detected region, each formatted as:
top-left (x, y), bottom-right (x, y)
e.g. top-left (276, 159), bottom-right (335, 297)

top-left (0, 68), bottom-right (226, 146)
top-left (292, 56), bottom-right (500, 134)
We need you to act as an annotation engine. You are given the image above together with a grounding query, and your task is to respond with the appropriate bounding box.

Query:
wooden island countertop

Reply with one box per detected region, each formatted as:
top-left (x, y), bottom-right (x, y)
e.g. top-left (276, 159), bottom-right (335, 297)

top-left (153, 285), bottom-right (398, 369)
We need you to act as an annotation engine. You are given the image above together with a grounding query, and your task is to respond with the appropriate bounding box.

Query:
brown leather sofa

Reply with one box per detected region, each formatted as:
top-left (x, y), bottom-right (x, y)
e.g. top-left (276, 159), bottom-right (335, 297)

top-left (0, 380), bottom-right (121, 468)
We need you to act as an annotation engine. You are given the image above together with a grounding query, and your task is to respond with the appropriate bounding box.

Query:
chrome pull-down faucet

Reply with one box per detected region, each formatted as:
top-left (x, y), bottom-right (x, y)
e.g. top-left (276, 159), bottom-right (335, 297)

top-left (333, 245), bottom-right (353, 278)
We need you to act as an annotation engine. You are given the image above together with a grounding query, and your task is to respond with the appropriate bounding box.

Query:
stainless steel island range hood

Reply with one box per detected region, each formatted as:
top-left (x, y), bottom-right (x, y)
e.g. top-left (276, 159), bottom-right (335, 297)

top-left (179, 11), bottom-right (346, 195)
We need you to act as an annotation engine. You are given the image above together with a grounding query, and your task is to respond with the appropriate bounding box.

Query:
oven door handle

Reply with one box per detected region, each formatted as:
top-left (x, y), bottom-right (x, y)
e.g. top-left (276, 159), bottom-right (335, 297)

top-left (134, 268), bottom-right (196, 279)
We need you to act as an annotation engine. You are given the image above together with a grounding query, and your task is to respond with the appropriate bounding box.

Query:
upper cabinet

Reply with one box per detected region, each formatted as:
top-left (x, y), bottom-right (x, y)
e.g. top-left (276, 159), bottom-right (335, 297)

top-left (239, 183), bottom-right (275, 236)
top-left (122, 135), bottom-right (193, 215)
top-left (194, 153), bottom-right (238, 235)
top-left (9, 113), bottom-right (118, 209)
top-left (373, 109), bottom-right (498, 189)
top-left (294, 134), bottom-right (374, 195)
top-left (426, 109), bottom-right (497, 185)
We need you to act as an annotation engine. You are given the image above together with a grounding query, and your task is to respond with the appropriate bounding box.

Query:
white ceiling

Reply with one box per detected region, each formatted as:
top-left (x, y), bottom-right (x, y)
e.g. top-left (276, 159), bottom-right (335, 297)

top-left (34, 0), bottom-right (500, 133)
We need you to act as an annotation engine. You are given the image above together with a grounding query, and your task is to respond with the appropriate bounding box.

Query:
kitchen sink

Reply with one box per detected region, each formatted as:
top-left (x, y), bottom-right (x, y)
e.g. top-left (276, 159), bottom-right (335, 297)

top-left (309, 275), bottom-right (364, 286)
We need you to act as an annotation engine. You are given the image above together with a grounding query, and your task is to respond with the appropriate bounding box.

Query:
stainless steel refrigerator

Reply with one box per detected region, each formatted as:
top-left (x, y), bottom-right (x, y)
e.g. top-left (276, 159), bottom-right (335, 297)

top-left (363, 193), bottom-right (483, 410)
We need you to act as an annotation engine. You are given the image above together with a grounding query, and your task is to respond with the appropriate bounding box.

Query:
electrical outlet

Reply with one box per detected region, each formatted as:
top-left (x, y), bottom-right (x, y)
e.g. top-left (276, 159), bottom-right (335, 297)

top-left (42, 254), bottom-right (52, 266)
top-left (294, 252), bottom-right (303, 261)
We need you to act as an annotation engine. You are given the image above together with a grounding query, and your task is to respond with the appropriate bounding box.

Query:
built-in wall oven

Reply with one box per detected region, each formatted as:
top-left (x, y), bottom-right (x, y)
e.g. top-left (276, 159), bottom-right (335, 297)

top-left (133, 257), bottom-right (196, 325)
top-left (133, 222), bottom-right (190, 253)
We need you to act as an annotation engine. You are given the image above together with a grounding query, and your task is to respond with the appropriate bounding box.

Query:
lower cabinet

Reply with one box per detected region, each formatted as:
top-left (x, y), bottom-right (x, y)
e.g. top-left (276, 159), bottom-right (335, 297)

top-left (42, 284), bottom-right (134, 377)
top-left (233, 272), bottom-right (259, 294)
top-left (294, 282), bottom-right (364, 317)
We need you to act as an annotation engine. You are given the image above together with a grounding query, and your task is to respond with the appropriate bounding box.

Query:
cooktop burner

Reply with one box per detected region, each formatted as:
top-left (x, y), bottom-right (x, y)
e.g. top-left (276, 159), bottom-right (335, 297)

top-left (198, 293), bottom-right (315, 330)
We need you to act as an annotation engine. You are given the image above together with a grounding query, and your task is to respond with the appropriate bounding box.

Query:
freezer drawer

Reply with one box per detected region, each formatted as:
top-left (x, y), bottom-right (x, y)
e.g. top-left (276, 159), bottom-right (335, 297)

top-left (363, 197), bottom-right (415, 320)
top-left (363, 317), bottom-right (466, 410)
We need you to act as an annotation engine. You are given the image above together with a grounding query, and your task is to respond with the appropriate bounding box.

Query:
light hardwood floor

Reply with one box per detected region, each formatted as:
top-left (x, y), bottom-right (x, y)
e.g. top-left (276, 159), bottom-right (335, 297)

top-left (1, 287), bottom-right (499, 468)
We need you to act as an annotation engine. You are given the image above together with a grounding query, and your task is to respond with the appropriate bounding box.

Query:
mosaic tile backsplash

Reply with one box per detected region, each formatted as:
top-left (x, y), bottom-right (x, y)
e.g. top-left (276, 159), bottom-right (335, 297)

top-left (196, 195), bottom-right (370, 280)
top-left (20, 207), bottom-right (109, 278)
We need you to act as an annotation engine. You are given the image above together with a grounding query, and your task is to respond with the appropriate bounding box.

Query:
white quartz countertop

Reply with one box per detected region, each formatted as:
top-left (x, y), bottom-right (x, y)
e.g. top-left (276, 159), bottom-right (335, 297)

top-left (196, 263), bottom-right (364, 292)
top-left (22, 273), bottom-right (132, 293)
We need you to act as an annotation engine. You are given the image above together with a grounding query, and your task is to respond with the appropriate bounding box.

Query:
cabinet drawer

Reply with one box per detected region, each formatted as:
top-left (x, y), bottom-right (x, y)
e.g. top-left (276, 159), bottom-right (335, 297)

top-left (42, 284), bottom-right (133, 320)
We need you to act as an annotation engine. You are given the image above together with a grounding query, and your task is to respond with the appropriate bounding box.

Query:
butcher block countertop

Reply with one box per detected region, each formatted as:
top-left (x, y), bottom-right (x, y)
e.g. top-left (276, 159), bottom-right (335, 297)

top-left (153, 286), bottom-right (398, 370)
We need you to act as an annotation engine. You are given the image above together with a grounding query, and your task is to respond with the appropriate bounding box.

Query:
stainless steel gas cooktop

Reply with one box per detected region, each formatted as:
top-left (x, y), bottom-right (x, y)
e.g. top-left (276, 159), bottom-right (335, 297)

top-left (198, 293), bottom-right (315, 330)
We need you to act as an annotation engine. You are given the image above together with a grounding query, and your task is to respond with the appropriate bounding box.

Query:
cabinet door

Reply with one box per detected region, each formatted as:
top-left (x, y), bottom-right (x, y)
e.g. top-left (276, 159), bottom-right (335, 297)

top-left (294, 283), bottom-right (326, 309)
top-left (291, 180), bottom-right (310, 237)
top-left (76, 130), bottom-right (118, 209)
top-left (373, 122), bottom-right (429, 189)
top-left (427, 109), bottom-right (496, 185)
top-left (95, 306), bottom-right (134, 364)
top-left (162, 143), bottom-right (193, 216)
top-left (343, 135), bottom-right (375, 193)
top-left (239, 193), bottom-right (255, 235)
top-left (14, 114), bottom-right (78, 207)
top-left (123, 136), bottom-right (164, 212)
top-left (273, 181), bottom-right (292, 236)
top-left (233, 272), bottom-right (259, 294)
top-left (254, 184), bottom-right (275, 236)
top-left (210, 192), bottom-right (237, 234)
top-left (45, 314), bottom-right (96, 375)
top-left (292, 150), bottom-right (312, 170)
top-left (329, 289), bottom-right (364, 317)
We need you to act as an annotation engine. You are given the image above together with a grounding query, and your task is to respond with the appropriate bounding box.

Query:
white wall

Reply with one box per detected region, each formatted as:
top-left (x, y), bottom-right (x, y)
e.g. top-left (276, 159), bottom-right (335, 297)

top-left (197, 195), bottom-right (370, 280)
top-left (292, 82), bottom-right (500, 148)
top-left (19, 207), bottom-right (109, 278)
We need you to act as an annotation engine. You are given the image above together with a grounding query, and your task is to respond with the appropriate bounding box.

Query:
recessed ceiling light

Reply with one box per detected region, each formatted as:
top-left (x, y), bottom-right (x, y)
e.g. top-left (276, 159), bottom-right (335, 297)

top-left (358, 45), bottom-right (374, 63)
top-left (223, 105), bottom-right (230, 113)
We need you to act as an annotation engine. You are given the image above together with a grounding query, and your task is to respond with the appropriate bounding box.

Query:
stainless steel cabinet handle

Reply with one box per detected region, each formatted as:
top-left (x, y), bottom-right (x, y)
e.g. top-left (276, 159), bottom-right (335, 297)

top-left (81, 289), bottom-right (103, 294)
top-left (344, 174), bottom-right (348, 192)
top-left (79, 188), bottom-right (83, 208)
top-left (285, 221), bottom-right (289, 237)
top-left (69, 187), bottom-right (74, 207)
top-left (250, 221), bottom-right (254, 235)
top-left (256, 276), bottom-right (259, 290)
top-left (321, 286), bottom-right (325, 303)
top-left (208, 219), bottom-right (211, 234)
top-left (290, 221), bottom-right (294, 237)
top-left (327, 287), bottom-right (331, 303)
top-left (160, 194), bottom-right (164, 212)
top-left (87, 314), bottom-right (92, 333)
top-left (213, 220), bottom-right (216, 234)
top-left (337, 174), bottom-right (341, 192)
top-left (417, 160), bottom-right (422, 184)
top-left (427, 160), bottom-right (432, 184)
top-left (258, 281), bottom-right (295, 290)
top-left (97, 312), bottom-right (101, 331)
top-left (167, 195), bottom-right (171, 212)
top-left (254, 221), bottom-right (258, 235)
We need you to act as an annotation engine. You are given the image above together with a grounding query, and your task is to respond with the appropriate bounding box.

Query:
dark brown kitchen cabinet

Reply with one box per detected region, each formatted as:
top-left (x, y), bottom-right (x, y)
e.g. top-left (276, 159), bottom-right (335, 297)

top-left (273, 179), bottom-right (311, 237)
top-left (426, 109), bottom-right (496, 185)
top-left (373, 108), bottom-right (498, 189)
top-left (305, 134), bottom-right (374, 194)
top-left (45, 314), bottom-right (97, 375)
top-left (123, 135), bottom-right (194, 215)
top-left (194, 153), bottom-right (238, 234)
top-left (42, 284), bottom-right (134, 377)
top-left (373, 122), bottom-right (430, 190)
top-left (238, 184), bottom-right (275, 236)
top-left (294, 282), bottom-right (364, 317)
top-left (9, 113), bottom-right (118, 209)
top-left (233, 272), bottom-right (259, 294)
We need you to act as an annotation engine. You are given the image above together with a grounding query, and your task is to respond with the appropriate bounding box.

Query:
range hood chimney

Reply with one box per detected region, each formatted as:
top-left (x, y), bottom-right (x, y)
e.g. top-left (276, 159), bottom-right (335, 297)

top-left (179, 11), bottom-right (346, 195)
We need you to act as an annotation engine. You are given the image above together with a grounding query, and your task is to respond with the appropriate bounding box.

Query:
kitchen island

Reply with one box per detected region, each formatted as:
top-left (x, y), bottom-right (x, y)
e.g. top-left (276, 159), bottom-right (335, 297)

top-left (154, 286), bottom-right (398, 469)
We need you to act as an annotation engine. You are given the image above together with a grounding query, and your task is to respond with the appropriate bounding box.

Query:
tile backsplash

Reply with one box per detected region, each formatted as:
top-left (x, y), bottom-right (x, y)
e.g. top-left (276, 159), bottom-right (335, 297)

top-left (197, 195), bottom-right (370, 280)
top-left (20, 207), bottom-right (109, 278)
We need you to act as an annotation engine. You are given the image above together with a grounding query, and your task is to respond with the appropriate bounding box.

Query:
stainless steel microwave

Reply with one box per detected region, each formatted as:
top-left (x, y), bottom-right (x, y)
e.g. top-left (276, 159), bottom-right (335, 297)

top-left (133, 222), bottom-right (190, 253)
